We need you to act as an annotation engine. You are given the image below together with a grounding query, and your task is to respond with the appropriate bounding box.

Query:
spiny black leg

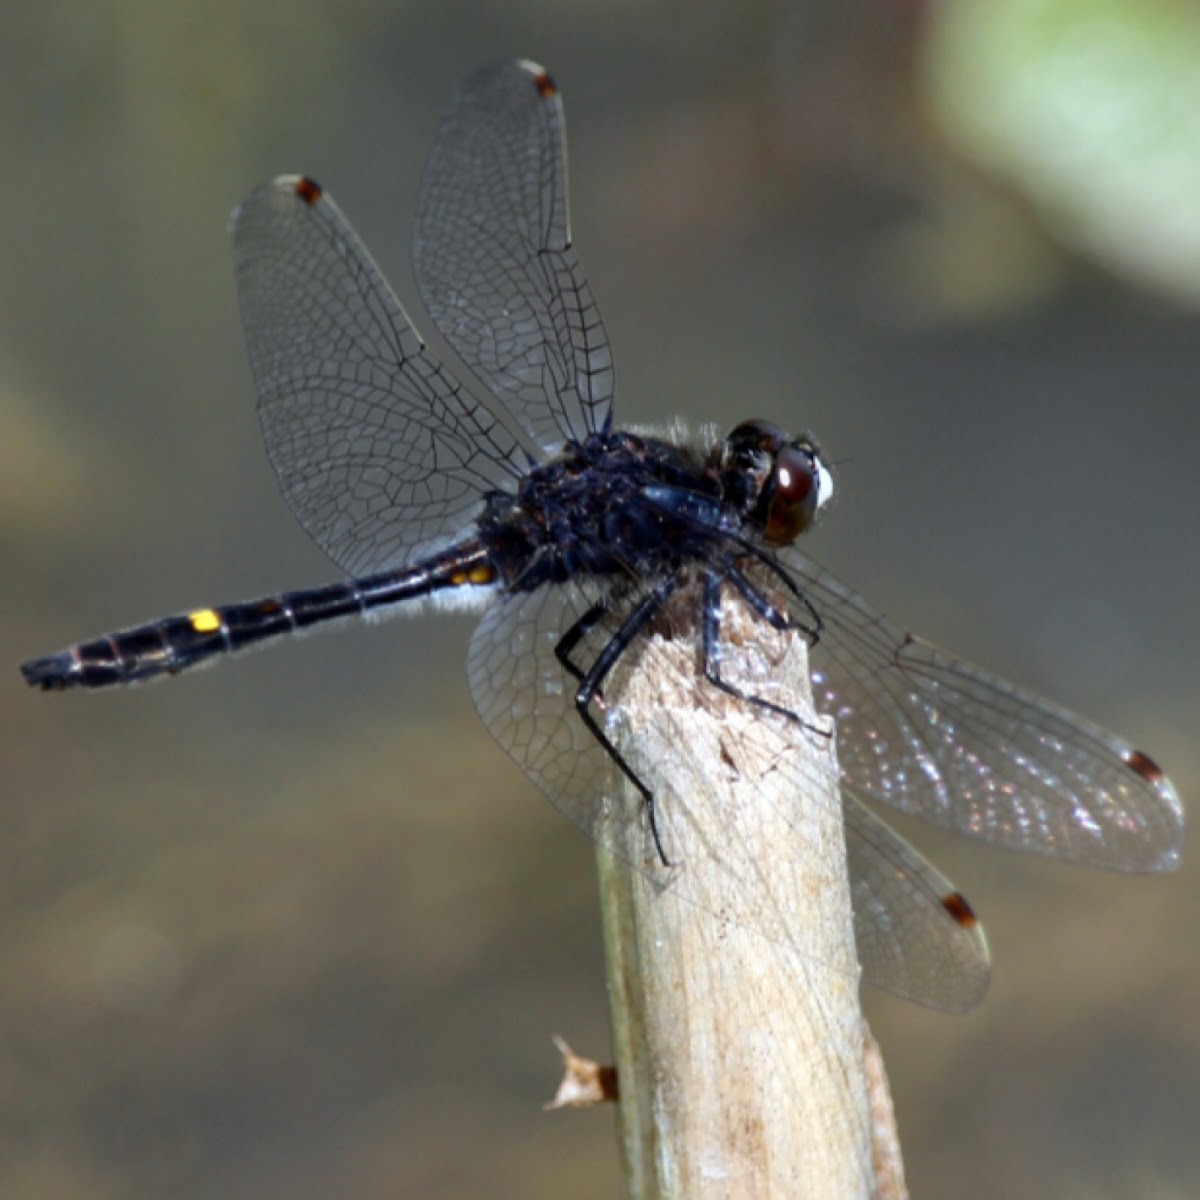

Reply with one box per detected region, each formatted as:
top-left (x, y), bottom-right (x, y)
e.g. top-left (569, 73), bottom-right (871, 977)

top-left (556, 575), bottom-right (682, 866)
top-left (715, 538), bottom-right (823, 645)
top-left (725, 560), bottom-right (821, 645)
top-left (702, 569), bottom-right (829, 737)
top-left (554, 601), bottom-right (608, 685)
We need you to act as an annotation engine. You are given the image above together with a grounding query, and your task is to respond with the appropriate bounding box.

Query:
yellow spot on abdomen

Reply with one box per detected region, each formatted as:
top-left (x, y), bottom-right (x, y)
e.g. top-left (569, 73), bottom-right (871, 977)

top-left (189, 608), bottom-right (222, 633)
top-left (450, 563), bottom-right (497, 587)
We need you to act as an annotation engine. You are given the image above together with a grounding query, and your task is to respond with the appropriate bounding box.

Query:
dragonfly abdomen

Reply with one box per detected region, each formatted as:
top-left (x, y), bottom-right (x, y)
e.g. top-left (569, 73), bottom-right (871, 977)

top-left (21, 542), bottom-right (495, 690)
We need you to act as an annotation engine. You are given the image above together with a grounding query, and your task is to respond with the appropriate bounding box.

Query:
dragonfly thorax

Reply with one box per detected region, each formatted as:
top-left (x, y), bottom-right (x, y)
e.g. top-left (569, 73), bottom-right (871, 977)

top-left (481, 431), bottom-right (727, 591)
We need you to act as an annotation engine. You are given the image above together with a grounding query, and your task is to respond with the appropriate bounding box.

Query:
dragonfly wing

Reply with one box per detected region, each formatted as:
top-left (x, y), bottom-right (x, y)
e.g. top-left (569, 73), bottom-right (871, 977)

top-left (231, 176), bottom-right (524, 577)
top-left (775, 546), bottom-right (1184, 871)
top-left (414, 59), bottom-right (614, 452)
top-left (468, 576), bottom-right (623, 847)
top-left (844, 793), bottom-right (990, 1011)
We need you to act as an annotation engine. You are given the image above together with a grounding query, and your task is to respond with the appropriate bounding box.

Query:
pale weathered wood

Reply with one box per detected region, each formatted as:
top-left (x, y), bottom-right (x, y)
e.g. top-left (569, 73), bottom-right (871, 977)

top-left (597, 593), bottom-right (880, 1198)
top-left (863, 1023), bottom-right (909, 1200)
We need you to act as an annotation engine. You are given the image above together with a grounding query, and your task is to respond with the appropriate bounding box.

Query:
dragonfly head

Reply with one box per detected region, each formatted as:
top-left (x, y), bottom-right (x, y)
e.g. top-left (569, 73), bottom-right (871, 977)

top-left (719, 420), bottom-right (834, 546)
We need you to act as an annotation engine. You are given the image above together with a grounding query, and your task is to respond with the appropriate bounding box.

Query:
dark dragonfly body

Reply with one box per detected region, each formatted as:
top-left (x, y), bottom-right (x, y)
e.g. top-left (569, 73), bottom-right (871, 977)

top-left (21, 542), bottom-right (492, 690)
top-left (22, 424), bottom-right (822, 692)
top-left (22, 60), bottom-right (1183, 1013)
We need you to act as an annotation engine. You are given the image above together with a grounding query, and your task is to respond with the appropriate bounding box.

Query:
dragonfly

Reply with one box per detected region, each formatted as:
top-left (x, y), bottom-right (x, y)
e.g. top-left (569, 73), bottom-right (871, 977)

top-left (21, 59), bottom-right (1184, 1012)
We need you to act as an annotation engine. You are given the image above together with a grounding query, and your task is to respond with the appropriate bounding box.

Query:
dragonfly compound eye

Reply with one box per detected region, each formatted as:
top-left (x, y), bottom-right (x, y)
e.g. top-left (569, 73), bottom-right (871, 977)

top-left (760, 444), bottom-right (821, 544)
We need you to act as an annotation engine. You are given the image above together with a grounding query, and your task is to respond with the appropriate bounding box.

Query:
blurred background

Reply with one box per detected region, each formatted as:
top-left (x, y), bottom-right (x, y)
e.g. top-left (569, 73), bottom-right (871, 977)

top-left (4, 1), bottom-right (1199, 1196)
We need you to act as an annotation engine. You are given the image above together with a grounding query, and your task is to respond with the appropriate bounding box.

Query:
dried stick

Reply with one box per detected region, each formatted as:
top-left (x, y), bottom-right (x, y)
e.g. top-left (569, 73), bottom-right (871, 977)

top-left (596, 596), bottom-right (886, 1197)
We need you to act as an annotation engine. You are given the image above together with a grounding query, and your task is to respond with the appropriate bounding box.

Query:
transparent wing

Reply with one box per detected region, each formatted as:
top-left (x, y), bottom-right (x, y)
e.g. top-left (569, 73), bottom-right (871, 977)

top-left (469, 579), bottom-right (991, 1011)
top-left (468, 578), bottom-right (616, 845)
top-left (844, 795), bottom-right (989, 1011)
top-left (231, 175), bottom-right (524, 577)
top-left (777, 547), bottom-right (1184, 872)
top-left (414, 59), bottom-right (614, 452)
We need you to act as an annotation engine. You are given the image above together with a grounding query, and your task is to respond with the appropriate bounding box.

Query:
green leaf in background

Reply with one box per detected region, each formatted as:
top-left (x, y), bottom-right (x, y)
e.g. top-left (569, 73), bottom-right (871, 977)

top-left (922, 0), bottom-right (1200, 305)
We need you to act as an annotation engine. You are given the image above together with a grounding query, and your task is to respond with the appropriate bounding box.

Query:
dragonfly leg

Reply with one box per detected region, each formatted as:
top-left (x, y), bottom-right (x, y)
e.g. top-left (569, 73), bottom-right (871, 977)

top-left (701, 568), bottom-right (829, 738)
top-left (555, 576), bottom-right (682, 866)
top-left (554, 601), bottom-right (608, 684)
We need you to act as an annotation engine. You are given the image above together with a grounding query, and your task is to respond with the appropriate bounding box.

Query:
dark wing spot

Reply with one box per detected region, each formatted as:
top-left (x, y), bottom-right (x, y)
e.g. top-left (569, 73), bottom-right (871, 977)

top-left (533, 70), bottom-right (557, 98)
top-left (1124, 748), bottom-right (1166, 785)
top-left (294, 177), bottom-right (323, 205)
top-left (941, 891), bottom-right (978, 928)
